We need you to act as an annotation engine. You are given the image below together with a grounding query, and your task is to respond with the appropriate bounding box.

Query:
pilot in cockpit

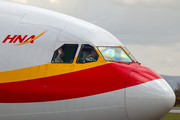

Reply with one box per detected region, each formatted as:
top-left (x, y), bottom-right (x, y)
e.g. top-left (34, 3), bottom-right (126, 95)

top-left (85, 50), bottom-right (97, 62)
top-left (55, 48), bottom-right (64, 63)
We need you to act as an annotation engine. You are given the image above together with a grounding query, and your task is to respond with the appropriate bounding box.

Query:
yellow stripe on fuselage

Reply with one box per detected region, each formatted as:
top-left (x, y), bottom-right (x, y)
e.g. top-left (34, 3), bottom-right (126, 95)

top-left (0, 55), bottom-right (106, 84)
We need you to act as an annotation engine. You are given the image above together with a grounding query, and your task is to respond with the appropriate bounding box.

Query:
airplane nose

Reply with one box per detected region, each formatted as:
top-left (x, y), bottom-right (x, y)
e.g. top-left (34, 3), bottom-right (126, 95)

top-left (125, 67), bottom-right (175, 120)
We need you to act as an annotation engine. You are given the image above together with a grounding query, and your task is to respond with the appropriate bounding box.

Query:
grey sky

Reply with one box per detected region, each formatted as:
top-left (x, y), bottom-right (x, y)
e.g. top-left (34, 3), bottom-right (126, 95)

top-left (8, 0), bottom-right (180, 76)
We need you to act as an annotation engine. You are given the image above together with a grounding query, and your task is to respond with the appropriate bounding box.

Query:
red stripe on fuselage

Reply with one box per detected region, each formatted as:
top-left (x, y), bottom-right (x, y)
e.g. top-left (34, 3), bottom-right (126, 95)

top-left (0, 63), bottom-right (161, 103)
top-left (126, 66), bottom-right (162, 87)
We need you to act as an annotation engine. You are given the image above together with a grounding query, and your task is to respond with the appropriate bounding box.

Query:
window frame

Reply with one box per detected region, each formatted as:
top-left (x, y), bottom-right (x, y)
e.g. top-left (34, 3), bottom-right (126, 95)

top-left (51, 44), bottom-right (79, 64)
top-left (123, 46), bottom-right (138, 63)
top-left (76, 44), bottom-right (99, 64)
top-left (97, 46), bottom-right (134, 64)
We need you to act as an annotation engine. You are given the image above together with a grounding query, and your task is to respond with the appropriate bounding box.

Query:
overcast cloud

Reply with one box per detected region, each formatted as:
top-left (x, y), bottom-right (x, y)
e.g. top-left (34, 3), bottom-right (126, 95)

top-left (8, 0), bottom-right (180, 76)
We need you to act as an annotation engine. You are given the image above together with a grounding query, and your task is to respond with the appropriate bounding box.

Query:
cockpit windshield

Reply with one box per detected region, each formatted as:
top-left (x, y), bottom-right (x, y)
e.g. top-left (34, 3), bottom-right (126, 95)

top-left (123, 47), bottom-right (138, 63)
top-left (98, 46), bottom-right (133, 63)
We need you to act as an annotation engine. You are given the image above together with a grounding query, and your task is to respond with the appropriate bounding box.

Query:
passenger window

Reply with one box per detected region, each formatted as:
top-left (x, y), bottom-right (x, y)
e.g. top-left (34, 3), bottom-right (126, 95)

top-left (77, 45), bottom-right (98, 63)
top-left (52, 44), bottom-right (78, 63)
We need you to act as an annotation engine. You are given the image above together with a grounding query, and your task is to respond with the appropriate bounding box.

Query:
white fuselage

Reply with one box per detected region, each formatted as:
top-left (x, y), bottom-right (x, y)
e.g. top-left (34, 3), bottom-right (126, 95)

top-left (0, 1), bottom-right (175, 120)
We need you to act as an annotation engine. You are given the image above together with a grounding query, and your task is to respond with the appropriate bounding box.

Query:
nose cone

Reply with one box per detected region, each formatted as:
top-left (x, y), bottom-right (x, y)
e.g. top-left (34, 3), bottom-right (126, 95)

top-left (125, 67), bottom-right (175, 120)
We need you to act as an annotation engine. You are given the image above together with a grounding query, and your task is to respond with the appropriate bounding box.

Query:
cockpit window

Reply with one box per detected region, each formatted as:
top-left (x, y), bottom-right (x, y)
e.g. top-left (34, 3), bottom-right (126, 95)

top-left (77, 45), bottom-right (98, 63)
top-left (98, 46), bottom-right (133, 63)
top-left (123, 47), bottom-right (138, 63)
top-left (52, 44), bottom-right (78, 63)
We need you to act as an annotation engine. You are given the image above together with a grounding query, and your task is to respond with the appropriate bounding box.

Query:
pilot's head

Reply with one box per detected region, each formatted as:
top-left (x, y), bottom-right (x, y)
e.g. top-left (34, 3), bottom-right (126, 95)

top-left (58, 48), bottom-right (63, 55)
